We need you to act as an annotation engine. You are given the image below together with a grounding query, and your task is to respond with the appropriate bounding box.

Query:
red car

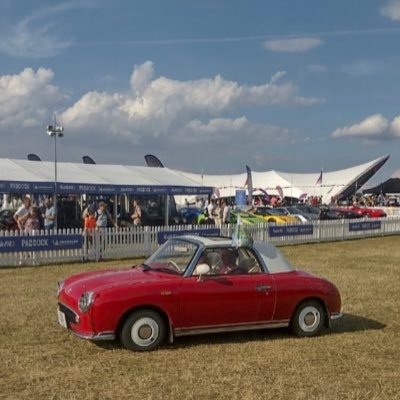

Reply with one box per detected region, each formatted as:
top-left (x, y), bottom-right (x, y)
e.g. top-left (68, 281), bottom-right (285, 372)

top-left (341, 206), bottom-right (386, 218)
top-left (57, 236), bottom-right (342, 351)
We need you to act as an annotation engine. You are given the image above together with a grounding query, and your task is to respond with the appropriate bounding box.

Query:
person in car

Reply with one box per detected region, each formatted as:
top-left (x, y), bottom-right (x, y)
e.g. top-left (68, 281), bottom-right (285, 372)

top-left (215, 248), bottom-right (238, 275)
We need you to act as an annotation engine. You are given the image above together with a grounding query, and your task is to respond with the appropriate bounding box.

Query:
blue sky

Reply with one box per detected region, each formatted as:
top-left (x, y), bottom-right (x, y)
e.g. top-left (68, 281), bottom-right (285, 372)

top-left (1, 0), bottom-right (400, 183)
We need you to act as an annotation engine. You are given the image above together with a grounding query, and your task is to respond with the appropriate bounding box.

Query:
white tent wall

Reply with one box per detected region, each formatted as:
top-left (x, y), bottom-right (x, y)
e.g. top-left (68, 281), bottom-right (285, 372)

top-left (0, 159), bottom-right (212, 195)
top-left (175, 154), bottom-right (389, 204)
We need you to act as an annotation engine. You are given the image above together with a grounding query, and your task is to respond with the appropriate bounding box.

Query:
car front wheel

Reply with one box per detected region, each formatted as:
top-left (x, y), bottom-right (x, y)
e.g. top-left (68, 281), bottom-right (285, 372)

top-left (120, 310), bottom-right (166, 351)
top-left (291, 300), bottom-right (324, 337)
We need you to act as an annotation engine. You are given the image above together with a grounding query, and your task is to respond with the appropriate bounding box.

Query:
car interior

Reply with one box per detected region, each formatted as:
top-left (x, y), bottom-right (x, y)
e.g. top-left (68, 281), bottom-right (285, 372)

top-left (193, 247), bottom-right (262, 276)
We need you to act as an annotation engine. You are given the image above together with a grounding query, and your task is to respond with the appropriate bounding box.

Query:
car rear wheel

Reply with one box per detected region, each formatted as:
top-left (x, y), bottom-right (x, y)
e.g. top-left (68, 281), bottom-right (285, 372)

top-left (291, 300), bottom-right (324, 337)
top-left (120, 310), bottom-right (166, 351)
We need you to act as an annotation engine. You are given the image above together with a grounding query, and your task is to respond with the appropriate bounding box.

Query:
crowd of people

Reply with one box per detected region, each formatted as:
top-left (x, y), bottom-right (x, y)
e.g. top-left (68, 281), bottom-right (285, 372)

top-left (12, 197), bottom-right (56, 233)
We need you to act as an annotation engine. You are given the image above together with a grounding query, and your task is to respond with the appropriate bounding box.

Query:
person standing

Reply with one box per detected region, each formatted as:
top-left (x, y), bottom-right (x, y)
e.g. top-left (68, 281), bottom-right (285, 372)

top-left (96, 202), bottom-right (117, 229)
top-left (222, 200), bottom-right (231, 224)
top-left (131, 199), bottom-right (142, 226)
top-left (213, 200), bottom-right (222, 226)
top-left (207, 199), bottom-right (215, 219)
top-left (43, 198), bottom-right (56, 231)
top-left (24, 207), bottom-right (40, 234)
top-left (13, 197), bottom-right (31, 231)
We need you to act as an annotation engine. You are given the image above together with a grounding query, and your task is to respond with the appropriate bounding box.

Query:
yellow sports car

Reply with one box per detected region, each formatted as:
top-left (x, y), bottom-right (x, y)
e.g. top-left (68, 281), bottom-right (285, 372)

top-left (250, 207), bottom-right (299, 224)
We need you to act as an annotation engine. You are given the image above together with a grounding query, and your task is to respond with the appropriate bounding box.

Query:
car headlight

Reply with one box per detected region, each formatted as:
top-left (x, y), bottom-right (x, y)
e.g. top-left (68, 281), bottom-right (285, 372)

top-left (57, 280), bottom-right (65, 297)
top-left (78, 292), bottom-right (95, 313)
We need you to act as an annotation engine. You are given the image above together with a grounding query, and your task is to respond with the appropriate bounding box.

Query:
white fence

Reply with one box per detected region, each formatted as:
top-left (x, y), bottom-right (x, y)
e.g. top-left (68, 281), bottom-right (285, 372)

top-left (1, 217), bottom-right (400, 267)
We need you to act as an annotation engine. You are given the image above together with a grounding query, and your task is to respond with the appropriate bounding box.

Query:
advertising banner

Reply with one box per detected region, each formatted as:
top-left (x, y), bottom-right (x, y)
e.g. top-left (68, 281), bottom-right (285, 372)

top-left (0, 234), bottom-right (83, 253)
top-left (157, 228), bottom-right (221, 245)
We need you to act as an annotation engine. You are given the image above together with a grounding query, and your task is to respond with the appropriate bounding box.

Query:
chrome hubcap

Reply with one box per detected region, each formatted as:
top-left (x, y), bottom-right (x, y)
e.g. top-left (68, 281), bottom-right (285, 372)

top-left (298, 306), bottom-right (321, 333)
top-left (138, 325), bottom-right (152, 340)
top-left (131, 317), bottom-right (159, 347)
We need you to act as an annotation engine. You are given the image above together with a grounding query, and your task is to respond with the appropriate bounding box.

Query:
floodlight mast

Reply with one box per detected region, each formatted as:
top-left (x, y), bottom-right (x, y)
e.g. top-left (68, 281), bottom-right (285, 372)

top-left (46, 115), bottom-right (64, 231)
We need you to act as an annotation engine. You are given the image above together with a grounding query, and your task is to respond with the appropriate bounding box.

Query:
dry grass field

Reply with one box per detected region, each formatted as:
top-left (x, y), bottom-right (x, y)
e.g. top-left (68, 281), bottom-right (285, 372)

top-left (1, 237), bottom-right (399, 400)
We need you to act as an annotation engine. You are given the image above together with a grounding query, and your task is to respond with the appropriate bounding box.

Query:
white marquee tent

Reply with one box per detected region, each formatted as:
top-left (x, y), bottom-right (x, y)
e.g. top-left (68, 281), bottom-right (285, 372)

top-left (0, 158), bottom-right (213, 196)
top-left (176, 154), bottom-right (390, 203)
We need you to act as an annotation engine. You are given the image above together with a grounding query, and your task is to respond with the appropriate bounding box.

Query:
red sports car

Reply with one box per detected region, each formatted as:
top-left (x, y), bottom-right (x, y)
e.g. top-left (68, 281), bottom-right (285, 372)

top-left (341, 206), bottom-right (386, 218)
top-left (57, 236), bottom-right (342, 351)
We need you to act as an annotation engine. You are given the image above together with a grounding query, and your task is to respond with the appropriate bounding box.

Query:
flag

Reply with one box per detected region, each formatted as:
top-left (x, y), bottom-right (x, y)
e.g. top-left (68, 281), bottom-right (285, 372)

top-left (245, 165), bottom-right (253, 206)
top-left (82, 155), bottom-right (96, 164)
top-left (232, 214), bottom-right (253, 248)
top-left (27, 154), bottom-right (41, 161)
top-left (214, 188), bottom-right (221, 198)
top-left (276, 185), bottom-right (284, 199)
top-left (257, 188), bottom-right (270, 202)
top-left (144, 154), bottom-right (164, 168)
top-left (299, 193), bottom-right (307, 201)
top-left (316, 169), bottom-right (323, 185)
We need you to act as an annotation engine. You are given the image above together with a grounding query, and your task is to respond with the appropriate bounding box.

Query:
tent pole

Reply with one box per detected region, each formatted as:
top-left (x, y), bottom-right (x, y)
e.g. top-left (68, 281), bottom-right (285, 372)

top-left (114, 194), bottom-right (118, 226)
top-left (164, 195), bottom-right (169, 226)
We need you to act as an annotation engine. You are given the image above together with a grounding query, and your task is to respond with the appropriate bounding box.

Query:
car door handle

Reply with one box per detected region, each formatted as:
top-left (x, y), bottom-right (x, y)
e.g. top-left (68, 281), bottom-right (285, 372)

top-left (255, 284), bottom-right (272, 293)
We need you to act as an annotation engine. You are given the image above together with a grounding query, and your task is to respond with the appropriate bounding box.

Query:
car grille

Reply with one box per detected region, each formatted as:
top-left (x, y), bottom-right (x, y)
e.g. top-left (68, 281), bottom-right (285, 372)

top-left (58, 303), bottom-right (79, 326)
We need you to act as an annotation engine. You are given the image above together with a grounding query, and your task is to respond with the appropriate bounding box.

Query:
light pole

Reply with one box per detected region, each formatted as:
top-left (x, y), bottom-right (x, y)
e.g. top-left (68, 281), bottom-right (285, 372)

top-left (46, 116), bottom-right (64, 231)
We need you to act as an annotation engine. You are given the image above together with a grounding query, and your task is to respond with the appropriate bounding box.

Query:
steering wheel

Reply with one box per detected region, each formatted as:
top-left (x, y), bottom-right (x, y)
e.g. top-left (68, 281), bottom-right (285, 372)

top-left (167, 260), bottom-right (180, 272)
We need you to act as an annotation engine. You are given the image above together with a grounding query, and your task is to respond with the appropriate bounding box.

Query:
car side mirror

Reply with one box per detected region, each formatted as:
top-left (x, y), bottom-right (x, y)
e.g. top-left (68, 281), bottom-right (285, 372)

top-left (195, 263), bottom-right (211, 282)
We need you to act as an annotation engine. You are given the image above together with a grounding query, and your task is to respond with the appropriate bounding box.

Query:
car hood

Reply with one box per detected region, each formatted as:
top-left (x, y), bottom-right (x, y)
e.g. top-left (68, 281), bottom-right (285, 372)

top-left (62, 266), bottom-right (175, 295)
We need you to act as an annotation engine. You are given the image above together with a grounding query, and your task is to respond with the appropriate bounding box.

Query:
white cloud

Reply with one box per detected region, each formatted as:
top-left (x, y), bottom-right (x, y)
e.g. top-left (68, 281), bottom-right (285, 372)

top-left (0, 62), bottom-right (321, 169)
top-left (380, 0), bottom-right (400, 21)
top-left (307, 64), bottom-right (327, 73)
top-left (61, 61), bottom-right (322, 140)
top-left (0, 67), bottom-right (65, 128)
top-left (269, 71), bottom-right (287, 83)
top-left (331, 114), bottom-right (400, 140)
top-left (340, 60), bottom-right (383, 77)
top-left (177, 117), bottom-right (290, 144)
top-left (0, 2), bottom-right (94, 58)
top-left (130, 61), bottom-right (154, 95)
top-left (263, 37), bottom-right (323, 53)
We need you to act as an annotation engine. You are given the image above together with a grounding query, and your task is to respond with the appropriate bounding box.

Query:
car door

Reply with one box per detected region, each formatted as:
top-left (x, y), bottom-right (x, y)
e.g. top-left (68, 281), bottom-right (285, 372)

top-left (179, 248), bottom-right (276, 329)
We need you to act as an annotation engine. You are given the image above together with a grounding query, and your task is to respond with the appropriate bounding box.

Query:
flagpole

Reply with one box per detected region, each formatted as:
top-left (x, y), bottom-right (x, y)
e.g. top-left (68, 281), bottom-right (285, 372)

top-left (291, 176), bottom-right (293, 205)
top-left (320, 168), bottom-right (323, 204)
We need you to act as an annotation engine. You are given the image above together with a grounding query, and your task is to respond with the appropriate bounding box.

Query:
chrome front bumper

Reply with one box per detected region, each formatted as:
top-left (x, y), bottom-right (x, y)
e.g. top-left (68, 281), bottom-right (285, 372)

top-left (330, 312), bottom-right (343, 320)
top-left (72, 331), bottom-right (115, 341)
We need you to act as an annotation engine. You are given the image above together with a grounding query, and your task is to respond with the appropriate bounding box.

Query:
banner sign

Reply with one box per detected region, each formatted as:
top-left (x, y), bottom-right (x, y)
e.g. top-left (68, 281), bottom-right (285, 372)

top-left (269, 225), bottom-right (314, 237)
top-left (235, 189), bottom-right (247, 210)
top-left (0, 181), bottom-right (213, 196)
top-left (157, 228), bottom-right (221, 245)
top-left (0, 234), bottom-right (83, 253)
top-left (349, 221), bottom-right (381, 232)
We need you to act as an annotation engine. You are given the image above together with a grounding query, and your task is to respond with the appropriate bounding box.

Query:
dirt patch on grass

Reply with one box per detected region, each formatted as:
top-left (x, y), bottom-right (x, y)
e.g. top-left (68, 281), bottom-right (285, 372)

top-left (0, 237), bottom-right (399, 399)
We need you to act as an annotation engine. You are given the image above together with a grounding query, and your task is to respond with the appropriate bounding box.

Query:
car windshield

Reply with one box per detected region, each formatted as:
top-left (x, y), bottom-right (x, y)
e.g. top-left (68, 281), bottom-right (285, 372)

top-left (144, 239), bottom-right (198, 275)
top-left (285, 206), bottom-right (302, 214)
top-left (271, 208), bottom-right (287, 216)
top-left (254, 207), bottom-right (272, 216)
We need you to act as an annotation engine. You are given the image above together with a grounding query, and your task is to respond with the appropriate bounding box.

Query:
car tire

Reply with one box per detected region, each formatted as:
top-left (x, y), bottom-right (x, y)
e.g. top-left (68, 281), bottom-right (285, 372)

top-left (120, 310), bottom-right (166, 351)
top-left (290, 300), bottom-right (325, 337)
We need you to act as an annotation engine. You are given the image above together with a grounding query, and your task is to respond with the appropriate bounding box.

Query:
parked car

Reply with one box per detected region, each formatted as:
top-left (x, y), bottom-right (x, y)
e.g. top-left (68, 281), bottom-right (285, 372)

top-left (57, 235), bottom-right (342, 351)
top-left (276, 206), bottom-right (318, 222)
top-left (178, 207), bottom-right (203, 225)
top-left (0, 209), bottom-right (18, 231)
top-left (229, 210), bottom-right (268, 224)
top-left (340, 206), bottom-right (386, 218)
top-left (250, 207), bottom-right (299, 224)
top-left (319, 208), bottom-right (363, 220)
top-left (387, 197), bottom-right (400, 207)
